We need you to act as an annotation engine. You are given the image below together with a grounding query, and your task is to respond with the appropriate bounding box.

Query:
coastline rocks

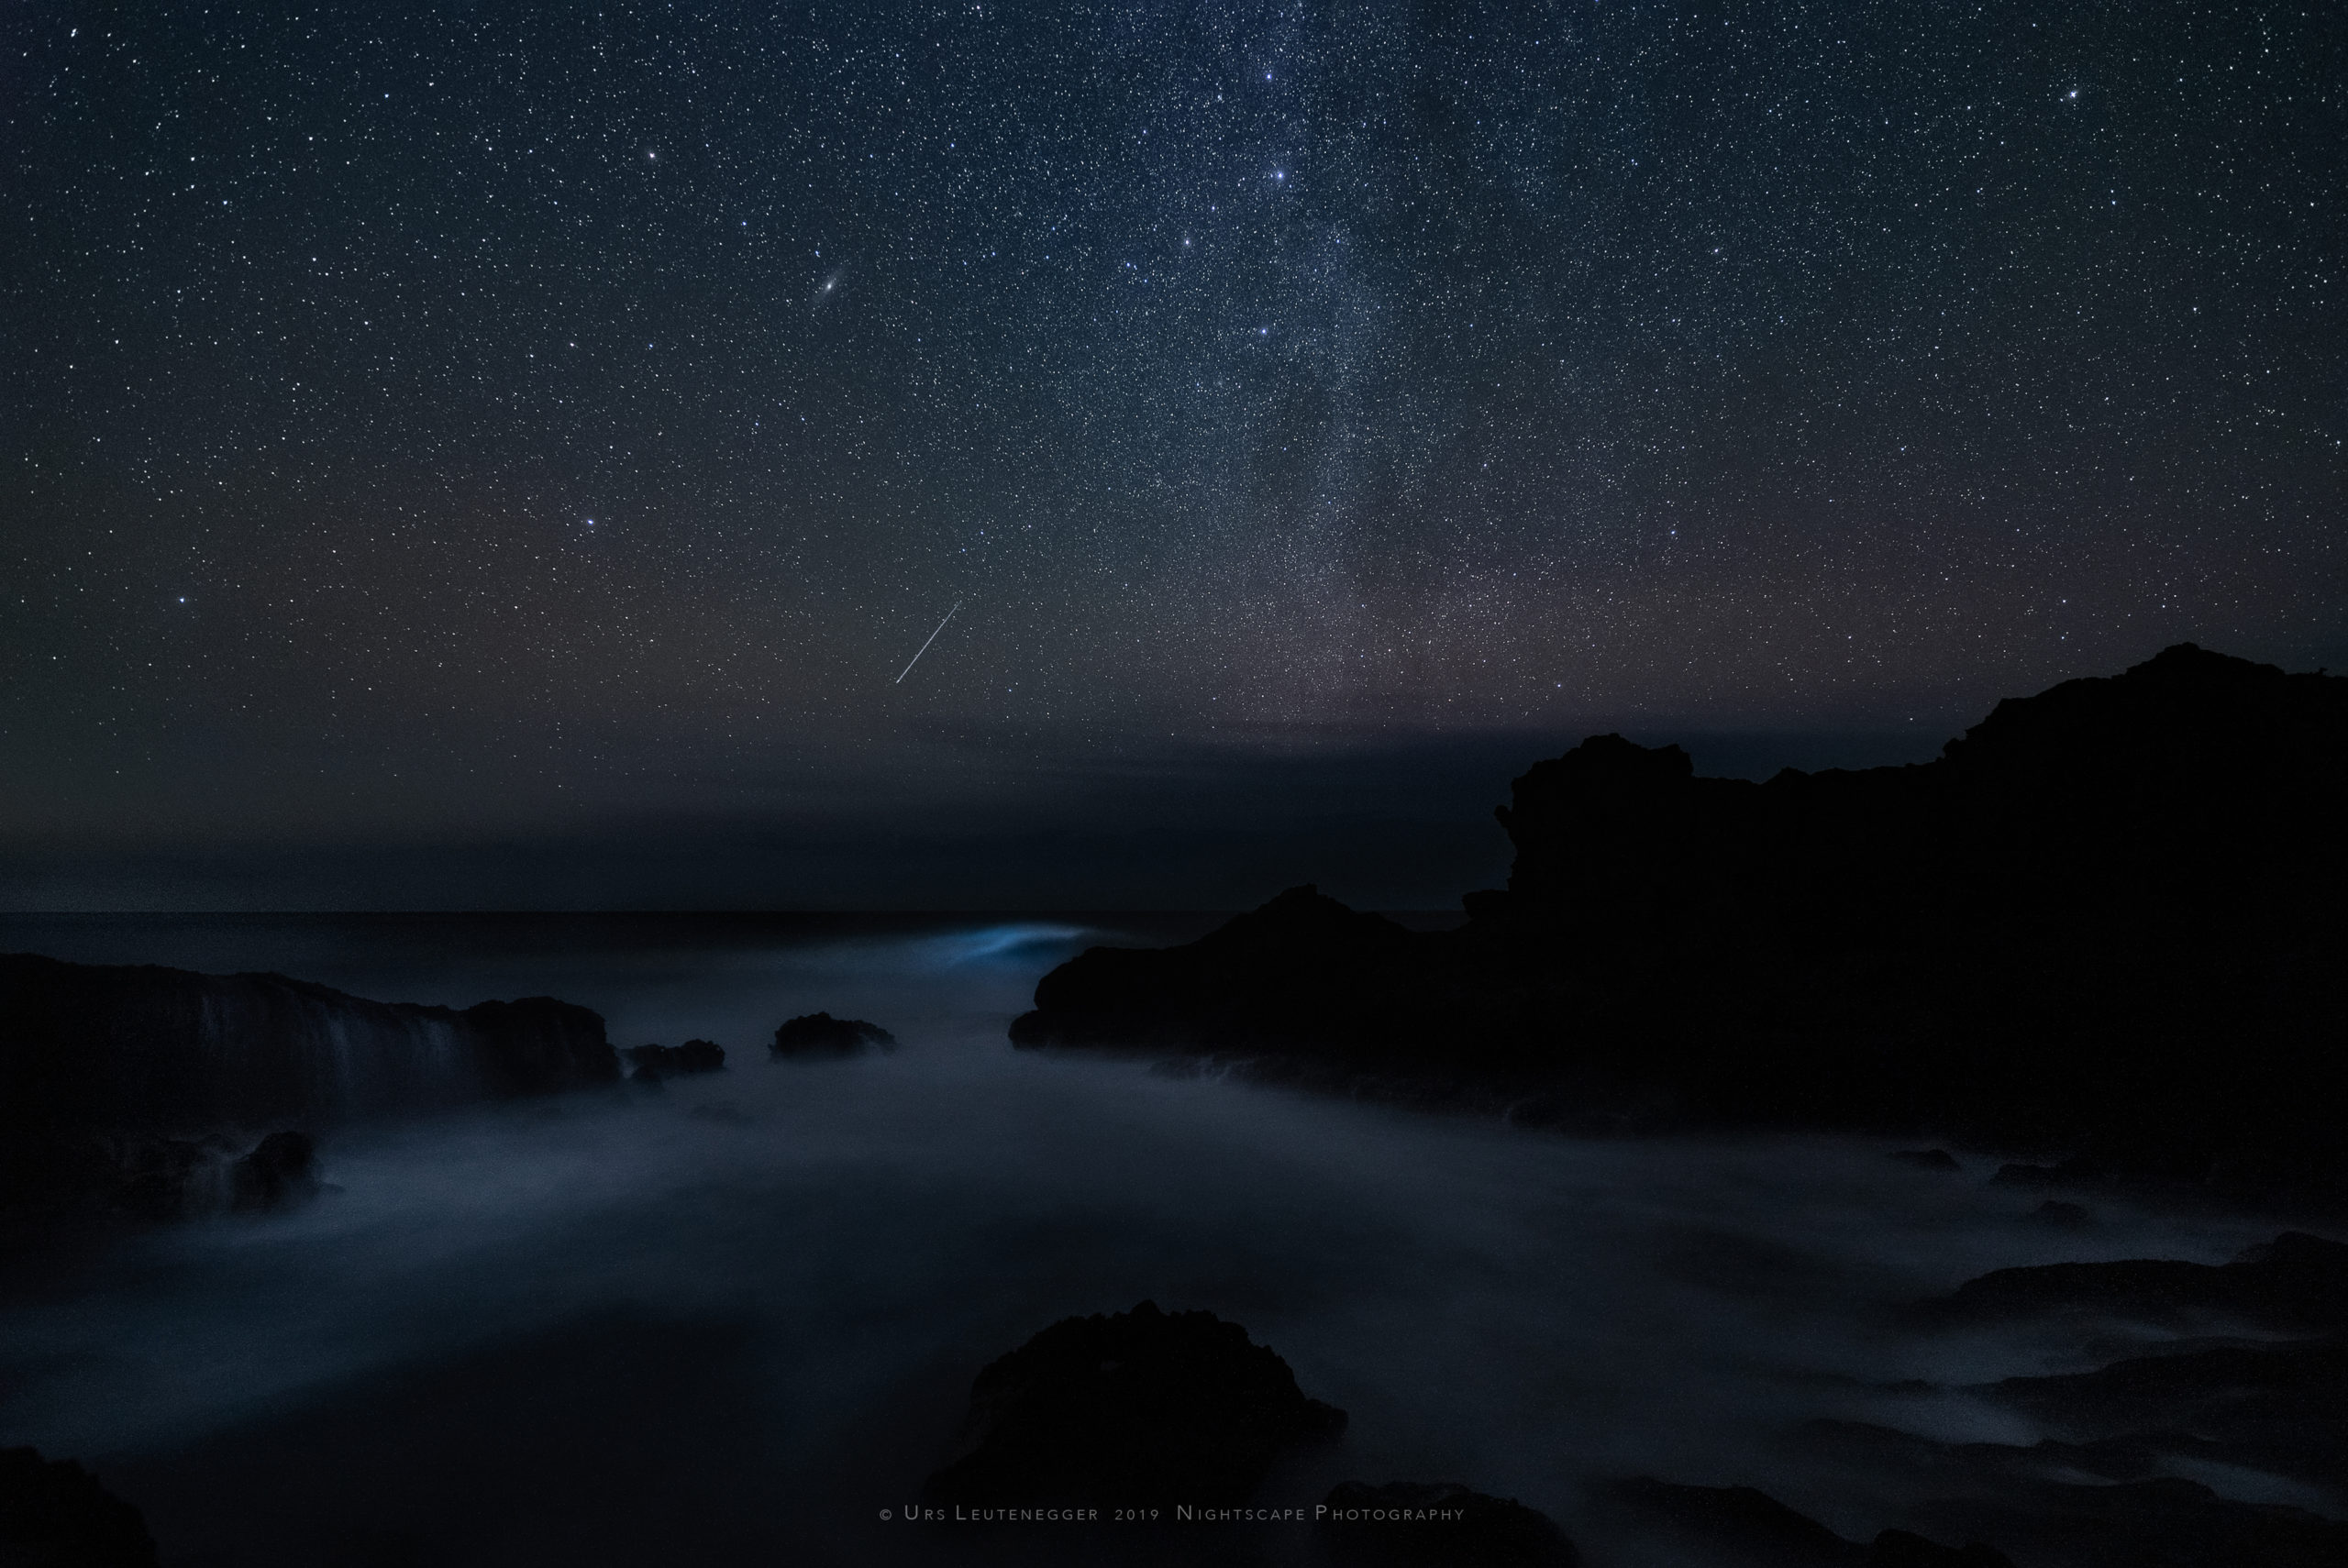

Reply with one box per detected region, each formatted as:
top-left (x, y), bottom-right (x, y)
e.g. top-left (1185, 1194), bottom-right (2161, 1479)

top-left (922, 1300), bottom-right (1345, 1508)
top-left (1319, 1481), bottom-right (1579, 1566)
top-left (1007, 646), bottom-right (2348, 1198)
top-left (1611, 1480), bottom-right (2010, 1567)
top-left (1985, 1341), bottom-right (2348, 1492)
top-left (229, 1130), bottom-right (321, 1212)
top-left (1008, 885), bottom-right (1437, 1057)
top-left (1933, 1231), bottom-right (2348, 1331)
top-left (0, 953), bottom-right (616, 1132)
top-left (0, 1447), bottom-right (159, 1568)
top-left (0, 952), bottom-right (614, 1230)
top-left (1797, 1422), bottom-right (2348, 1568)
top-left (28, 1129), bottom-right (323, 1223)
top-left (770, 1012), bottom-right (895, 1055)
top-left (1814, 1232), bottom-right (2348, 1564)
top-left (626, 1040), bottom-right (726, 1082)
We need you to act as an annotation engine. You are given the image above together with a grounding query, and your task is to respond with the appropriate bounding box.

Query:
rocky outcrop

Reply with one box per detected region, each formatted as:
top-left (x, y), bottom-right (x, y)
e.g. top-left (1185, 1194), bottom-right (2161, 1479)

top-left (922, 1300), bottom-right (1344, 1508)
top-left (1319, 1481), bottom-right (1579, 1565)
top-left (230, 1130), bottom-right (321, 1212)
top-left (1009, 887), bottom-right (1439, 1056)
top-left (0, 953), bottom-right (615, 1230)
top-left (0, 954), bottom-right (615, 1131)
top-left (770, 1012), bottom-right (895, 1055)
top-left (0, 1447), bottom-right (158, 1567)
top-left (626, 1040), bottom-right (726, 1082)
top-left (1010, 647), bottom-right (2348, 1198)
top-left (1931, 1231), bottom-right (2348, 1332)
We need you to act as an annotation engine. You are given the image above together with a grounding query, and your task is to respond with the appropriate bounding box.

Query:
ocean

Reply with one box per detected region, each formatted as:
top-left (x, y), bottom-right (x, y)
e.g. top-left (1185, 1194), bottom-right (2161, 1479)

top-left (0, 914), bottom-right (2300, 1566)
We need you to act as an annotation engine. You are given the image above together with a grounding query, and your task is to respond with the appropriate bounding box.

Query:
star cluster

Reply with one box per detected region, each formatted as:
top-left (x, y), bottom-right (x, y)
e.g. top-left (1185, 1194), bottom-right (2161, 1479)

top-left (3, 0), bottom-right (2341, 850)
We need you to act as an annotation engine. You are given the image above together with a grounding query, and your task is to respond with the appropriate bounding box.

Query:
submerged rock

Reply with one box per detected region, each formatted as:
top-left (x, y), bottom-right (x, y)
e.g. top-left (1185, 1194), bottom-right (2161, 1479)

top-left (626, 1040), bottom-right (726, 1082)
top-left (0, 1446), bottom-right (159, 1567)
top-left (1319, 1480), bottom-right (1578, 1565)
top-left (770, 1012), bottom-right (895, 1055)
top-left (922, 1300), bottom-right (1345, 1508)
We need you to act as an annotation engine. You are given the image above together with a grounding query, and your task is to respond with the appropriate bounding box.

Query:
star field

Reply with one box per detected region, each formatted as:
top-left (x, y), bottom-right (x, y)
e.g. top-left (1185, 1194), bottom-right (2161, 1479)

top-left (3, 1), bottom-right (2342, 862)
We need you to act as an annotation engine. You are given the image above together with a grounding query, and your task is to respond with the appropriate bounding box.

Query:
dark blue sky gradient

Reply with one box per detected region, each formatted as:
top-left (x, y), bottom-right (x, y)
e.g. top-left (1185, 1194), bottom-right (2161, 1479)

top-left (4, 2), bottom-right (2341, 905)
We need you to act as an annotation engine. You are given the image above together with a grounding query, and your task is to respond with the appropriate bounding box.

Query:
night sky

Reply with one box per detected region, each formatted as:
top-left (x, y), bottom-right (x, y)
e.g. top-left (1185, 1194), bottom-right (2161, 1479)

top-left (4, 2), bottom-right (2342, 909)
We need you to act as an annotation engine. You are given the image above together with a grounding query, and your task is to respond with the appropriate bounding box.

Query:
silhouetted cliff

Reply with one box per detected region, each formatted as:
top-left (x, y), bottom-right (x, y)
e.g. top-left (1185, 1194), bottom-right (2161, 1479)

top-left (1013, 646), bottom-right (2348, 1198)
top-left (0, 954), bottom-right (615, 1228)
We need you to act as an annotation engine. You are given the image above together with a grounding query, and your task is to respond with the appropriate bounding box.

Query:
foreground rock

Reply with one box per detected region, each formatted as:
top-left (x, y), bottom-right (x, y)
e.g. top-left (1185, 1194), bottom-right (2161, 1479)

top-left (626, 1040), bottom-right (726, 1082)
top-left (0, 1447), bottom-right (158, 1567)
top-left (1612, 1479), bottom-right (2011, 1566)
top-left (770, 1012), bottom-right (896, 1055)
top-left (922, 1300), bottom-right (1345, 1508)
top-left (1011, 646), bottom-right (2348, 1200)
top-left (229, 1130), bottom-right (322, 1211)
top-left (0, 953), bottom-right (615, 1231)
top-left (1319, 1481), bottom-right (1578, 1565)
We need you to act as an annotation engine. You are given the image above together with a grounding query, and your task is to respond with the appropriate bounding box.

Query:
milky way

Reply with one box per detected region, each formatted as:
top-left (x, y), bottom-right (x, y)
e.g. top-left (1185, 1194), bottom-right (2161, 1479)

top-left (2, 2), bottom-right (2340, 892)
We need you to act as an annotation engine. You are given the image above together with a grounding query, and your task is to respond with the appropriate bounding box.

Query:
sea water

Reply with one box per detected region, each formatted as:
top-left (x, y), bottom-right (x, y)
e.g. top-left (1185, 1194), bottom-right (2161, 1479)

top-left (0, 914), bottom-right (2299, 1566)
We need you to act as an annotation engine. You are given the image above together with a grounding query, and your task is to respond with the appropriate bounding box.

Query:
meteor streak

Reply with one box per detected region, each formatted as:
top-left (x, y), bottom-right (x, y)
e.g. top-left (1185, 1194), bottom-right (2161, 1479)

top-left (895, 601), bottom-right (963, 683)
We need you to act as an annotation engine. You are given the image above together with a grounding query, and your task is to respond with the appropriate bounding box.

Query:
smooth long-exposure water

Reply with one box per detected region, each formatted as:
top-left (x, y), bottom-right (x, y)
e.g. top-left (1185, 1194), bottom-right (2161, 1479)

top-left (0, 915), bottom-right (2303, 1566)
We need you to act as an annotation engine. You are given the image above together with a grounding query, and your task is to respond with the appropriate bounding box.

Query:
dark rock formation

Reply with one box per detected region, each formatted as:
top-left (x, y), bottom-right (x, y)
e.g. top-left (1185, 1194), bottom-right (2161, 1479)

top-left (1986, 1340), bottom-right (2348, 1492)
top-left (1318, 1481), bottom-right (1578, 1565)
top-left (1010, 646), bottom-right (2348, 1198)
top-left (1933, 1231), bottom-right (2348, 1332)
top-left (626, 1040), bottom-right (726, 1082)
top-left (922, 1300), bottom-right (1345, 1508)
top-left (229, 1130), bottom-right (321, 1212)
top-left (0, 953), bottom-right (615, 1130)
top-left (1010, 887), bottom-right (1423, 1055)
top-left (1889, 1150), bottom-right (1962, 1171)
top-left (0, 1446), bottom-right (159, 1567)
top-left (769, 1012), bottom-right (896, 1055)
top-left (0, 953), bottom-right (615, 1230)
top-left (1988, 1162), bottom-right (2080, 1189)
top-left (1611, 1480), bottom-right (2011, 1567)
